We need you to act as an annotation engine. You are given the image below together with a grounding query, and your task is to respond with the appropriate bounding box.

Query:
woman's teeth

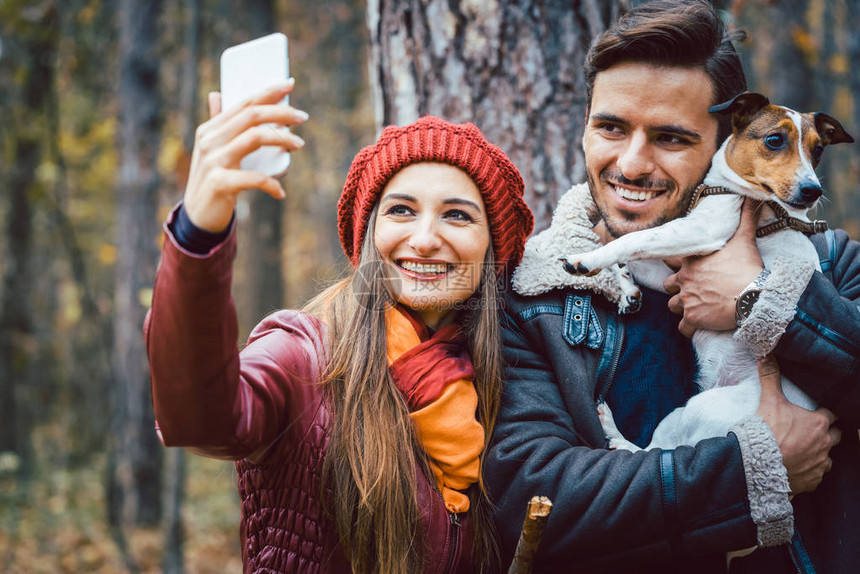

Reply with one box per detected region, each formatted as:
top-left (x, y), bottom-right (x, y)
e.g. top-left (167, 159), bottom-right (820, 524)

top-left (399, 261), bottom-right (449, 275)
top-left (615, 185), bottom-right (657, 202)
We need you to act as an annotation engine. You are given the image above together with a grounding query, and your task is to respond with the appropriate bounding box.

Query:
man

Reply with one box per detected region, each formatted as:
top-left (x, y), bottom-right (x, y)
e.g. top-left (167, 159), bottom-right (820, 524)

top-left (485, 1), bottom-right (860, 572)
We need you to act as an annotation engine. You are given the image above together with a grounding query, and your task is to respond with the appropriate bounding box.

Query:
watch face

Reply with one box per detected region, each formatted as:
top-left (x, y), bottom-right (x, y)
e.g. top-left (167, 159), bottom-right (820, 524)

top-left (737, 290), bottom-right (761, 320)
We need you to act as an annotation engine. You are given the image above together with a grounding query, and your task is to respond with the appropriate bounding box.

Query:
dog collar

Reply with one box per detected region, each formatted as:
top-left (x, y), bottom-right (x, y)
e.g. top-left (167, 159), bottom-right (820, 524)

top-left (685, 183), bottom-right (828, 238)
top-left (756, 201), bottom-right (828, 238)
top-left (684, 183), bottom-right (735, 216)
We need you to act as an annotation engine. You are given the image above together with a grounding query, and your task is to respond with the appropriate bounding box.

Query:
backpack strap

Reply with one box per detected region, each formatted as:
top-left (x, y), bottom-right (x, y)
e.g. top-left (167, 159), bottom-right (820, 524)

top-left (817, 229), bottom-right (836, 281)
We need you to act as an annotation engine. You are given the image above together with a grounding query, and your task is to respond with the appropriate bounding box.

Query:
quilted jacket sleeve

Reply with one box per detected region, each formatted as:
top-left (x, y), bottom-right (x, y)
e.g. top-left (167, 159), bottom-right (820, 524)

top-left (144, 209), bottom-right (328, 462)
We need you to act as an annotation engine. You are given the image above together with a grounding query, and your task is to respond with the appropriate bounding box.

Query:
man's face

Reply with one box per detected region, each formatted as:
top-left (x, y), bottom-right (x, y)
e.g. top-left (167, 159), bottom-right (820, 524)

top-left (584, 62), bottom-right (719, 239)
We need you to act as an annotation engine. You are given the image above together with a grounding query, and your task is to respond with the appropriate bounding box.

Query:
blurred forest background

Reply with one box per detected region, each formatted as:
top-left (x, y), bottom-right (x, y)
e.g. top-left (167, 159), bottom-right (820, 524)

top-left (0, 0), bottom-right (858, 572)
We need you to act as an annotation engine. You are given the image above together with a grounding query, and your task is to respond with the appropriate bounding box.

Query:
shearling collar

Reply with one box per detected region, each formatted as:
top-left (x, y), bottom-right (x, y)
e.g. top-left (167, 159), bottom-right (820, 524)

top-left (511, 183), bottom-right (630, 306)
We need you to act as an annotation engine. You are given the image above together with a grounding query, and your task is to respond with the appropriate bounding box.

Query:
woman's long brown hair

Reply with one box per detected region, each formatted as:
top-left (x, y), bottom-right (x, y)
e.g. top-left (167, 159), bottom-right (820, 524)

top-left (307, 213), bottom-right (504, 573)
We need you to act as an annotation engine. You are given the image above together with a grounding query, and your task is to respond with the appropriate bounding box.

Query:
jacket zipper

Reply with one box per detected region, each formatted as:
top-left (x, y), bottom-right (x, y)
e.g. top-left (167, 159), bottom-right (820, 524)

top-left (597, 314), bottom-right (625, 401)
top-left (787, 531), bottom-right (816, 574)
top-left (788, 544), bottom-right (803, 574)
top-left (443, 511), bottom-right (461, 574)
top-left (432, 481), bottom-right (461, 574)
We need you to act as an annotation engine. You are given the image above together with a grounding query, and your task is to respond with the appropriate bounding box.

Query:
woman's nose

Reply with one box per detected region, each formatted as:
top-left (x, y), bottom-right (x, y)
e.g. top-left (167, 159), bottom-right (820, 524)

top-left (407, 217), bottom-right (443, 254)
top-left (616, 132), bottom-right (655, 180)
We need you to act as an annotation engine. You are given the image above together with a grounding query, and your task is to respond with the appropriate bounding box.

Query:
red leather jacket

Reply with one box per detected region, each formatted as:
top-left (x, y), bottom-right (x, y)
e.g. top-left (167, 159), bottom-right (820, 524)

top-left (145, 220), bottom-right (476, 573)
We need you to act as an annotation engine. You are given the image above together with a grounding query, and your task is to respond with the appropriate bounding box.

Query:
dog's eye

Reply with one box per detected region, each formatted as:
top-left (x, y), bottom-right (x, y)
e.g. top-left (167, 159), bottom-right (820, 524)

top-left (811, 144), bottom-right (824, 162)
top-left (764, 133), bottom-right (786, 150)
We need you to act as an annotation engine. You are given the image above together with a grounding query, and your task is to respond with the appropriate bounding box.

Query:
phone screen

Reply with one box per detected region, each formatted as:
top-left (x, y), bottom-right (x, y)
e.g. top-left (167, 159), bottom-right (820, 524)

top-left (220, 33), bottom-right (290, 175)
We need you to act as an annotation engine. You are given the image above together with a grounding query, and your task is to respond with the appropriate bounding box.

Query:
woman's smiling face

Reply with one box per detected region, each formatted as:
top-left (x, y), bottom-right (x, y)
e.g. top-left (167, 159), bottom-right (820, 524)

top-left (373, 162), bottom-right (490, 329)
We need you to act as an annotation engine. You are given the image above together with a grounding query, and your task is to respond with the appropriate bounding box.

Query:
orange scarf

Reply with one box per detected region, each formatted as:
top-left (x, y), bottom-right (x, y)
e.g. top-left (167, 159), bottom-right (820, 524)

top-left (385, 306), bottom-right (484, 513)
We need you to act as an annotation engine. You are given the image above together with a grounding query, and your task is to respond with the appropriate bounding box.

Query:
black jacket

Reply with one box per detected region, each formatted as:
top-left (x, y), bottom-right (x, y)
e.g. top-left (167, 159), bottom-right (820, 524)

top-left (486, 230), bottom-right (860, 573)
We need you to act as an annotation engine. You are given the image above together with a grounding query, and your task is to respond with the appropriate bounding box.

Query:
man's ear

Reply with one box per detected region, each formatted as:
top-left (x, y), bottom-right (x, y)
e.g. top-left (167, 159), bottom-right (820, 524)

top-left (814, 112), bottom-right (855, 146)
top-left (709, 92), bottom-right (770, 132)
top-left (582, 106), bottom-right (590, 150)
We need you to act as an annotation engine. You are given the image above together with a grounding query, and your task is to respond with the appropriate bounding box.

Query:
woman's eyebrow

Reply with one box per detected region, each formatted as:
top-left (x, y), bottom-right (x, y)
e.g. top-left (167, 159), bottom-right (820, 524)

top-left (381, 194), bottom-right (482, 211)
top-left (380, 193), bottom-right (415, 203)
top-left (443, 198), bottom-right (482, 210)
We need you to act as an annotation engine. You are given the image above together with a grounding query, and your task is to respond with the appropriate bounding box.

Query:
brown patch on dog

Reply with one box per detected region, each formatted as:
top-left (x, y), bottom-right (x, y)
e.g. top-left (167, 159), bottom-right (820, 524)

top-left (801, 113), bottom-right (826, 168)
top-left (724, 105), bottom-right (803, 203)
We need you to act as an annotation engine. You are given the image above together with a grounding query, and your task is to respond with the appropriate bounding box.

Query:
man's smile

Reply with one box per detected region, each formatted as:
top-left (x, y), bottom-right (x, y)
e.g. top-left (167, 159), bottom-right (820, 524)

top-left (606, 180), bottom-right (670, 210)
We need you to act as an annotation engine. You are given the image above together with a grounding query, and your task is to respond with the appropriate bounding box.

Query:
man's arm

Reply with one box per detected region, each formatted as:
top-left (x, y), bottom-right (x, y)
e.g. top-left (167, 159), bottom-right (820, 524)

top-left (485, 308), bottom-right (782, 569)
top-left (771, 229), bottom-right (860, 424)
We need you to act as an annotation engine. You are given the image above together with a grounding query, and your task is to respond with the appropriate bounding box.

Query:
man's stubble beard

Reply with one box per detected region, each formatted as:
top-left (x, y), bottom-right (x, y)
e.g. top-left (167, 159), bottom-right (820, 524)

top-left (586, 171), bottom-right (699, 239)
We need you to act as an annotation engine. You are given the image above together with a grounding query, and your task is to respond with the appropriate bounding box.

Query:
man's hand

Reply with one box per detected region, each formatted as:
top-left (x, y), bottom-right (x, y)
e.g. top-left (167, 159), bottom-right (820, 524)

top-left (756, 355), bottom-right (841, 494)
top-left (663, 198), bottom-right (765, 337)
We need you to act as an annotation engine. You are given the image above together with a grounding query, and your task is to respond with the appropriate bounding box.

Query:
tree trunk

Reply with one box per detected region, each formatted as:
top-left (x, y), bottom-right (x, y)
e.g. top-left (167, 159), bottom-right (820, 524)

top-left (0, 1), bottom-right (59, 477)
top-left (162, 2), bottom-right (198, 572)
top-left (110, 0), bottom-right (164, 531)
top-left (307, 0), bottom-right (369, 273)
top-left (758, 0), bottom-right (814, 111)
top-left (845, 0), bottom-right (860, 237)
top-left (367, 0), bottom-right (629, 230)
top-left (238, 0), bottom-right (285, 325)
top-left (162, 445), bottom-right (187, 574)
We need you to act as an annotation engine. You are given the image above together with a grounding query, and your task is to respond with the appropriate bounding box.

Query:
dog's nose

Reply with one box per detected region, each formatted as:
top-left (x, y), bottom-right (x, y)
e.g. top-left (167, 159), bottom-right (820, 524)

top-left (799, 185), bottom-right (823, 203)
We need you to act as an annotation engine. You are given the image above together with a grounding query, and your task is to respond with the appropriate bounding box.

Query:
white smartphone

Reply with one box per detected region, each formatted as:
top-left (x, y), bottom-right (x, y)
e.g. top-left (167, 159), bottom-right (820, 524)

top-left (220, 33), bottom-right (291, 176)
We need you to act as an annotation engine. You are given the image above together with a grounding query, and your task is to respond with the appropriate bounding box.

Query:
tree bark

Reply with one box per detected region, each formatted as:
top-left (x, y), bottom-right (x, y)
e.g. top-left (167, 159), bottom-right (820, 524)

top-left (238, 0), bottom-right (285, 325)
top-left (110, 0), bottom-right (164, 530)
top-left (845, 0), bottom-right (860, 236)
top-left (367, 0), bottom-right (629, 230)
top-left (162, 3), bottom-right (198, 572)
top-left (0, 1), bottom-right (59, 477)
top-left (758, 0), bottom-right (814, 111)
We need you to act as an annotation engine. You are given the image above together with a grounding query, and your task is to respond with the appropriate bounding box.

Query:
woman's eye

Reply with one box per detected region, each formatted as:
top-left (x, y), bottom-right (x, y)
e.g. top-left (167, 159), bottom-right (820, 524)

top-left (445, 209), bottom-right (473, 222)
top-left (385, 205), bottom-right (413, 216)
top-left (764, 133), bottom-right (786, 150)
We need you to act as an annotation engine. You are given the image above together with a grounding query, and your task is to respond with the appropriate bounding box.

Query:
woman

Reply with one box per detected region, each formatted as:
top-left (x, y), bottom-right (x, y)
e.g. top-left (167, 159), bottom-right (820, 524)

top-left (145, 79), bottom-right (534, 573)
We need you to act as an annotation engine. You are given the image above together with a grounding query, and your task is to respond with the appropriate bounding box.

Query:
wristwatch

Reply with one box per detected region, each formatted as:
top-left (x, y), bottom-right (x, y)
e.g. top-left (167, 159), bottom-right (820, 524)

top-left (734, 269), bottom-right (771, 326)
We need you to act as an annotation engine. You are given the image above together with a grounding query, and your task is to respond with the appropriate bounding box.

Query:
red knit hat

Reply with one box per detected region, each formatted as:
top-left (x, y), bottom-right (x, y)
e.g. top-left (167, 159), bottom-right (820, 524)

top-left (337, 116), bottom-right (534, 273)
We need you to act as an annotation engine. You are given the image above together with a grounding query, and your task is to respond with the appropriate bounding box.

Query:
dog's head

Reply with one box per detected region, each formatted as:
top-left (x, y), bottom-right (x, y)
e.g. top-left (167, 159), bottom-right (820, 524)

top-left (709, 92), bottom-right (854, 210)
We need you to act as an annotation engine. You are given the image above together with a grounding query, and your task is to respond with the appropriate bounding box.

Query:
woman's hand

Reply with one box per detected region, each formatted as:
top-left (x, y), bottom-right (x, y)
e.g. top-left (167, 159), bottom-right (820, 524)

top-left (183, 79), bottom-right (308, 233)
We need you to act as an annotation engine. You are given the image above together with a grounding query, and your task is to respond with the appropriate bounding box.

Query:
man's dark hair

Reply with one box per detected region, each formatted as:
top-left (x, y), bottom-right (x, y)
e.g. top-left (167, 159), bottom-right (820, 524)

top-left (583, 0), bottom-right (747, 146)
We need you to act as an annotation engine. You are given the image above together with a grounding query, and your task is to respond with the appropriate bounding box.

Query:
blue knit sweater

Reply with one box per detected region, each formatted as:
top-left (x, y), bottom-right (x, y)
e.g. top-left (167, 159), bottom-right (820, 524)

top-left (605, 287), bottom-right (698, 448)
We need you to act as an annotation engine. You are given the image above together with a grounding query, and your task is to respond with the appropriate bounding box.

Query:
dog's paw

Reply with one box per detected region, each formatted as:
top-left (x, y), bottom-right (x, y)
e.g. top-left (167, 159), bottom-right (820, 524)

top-left (613, 263), bottom-right (642, 314)
top-left (597, 400), bottom-right (641, 452)
top-left (559, 257), bottom-right (601, 277)
top-left (606, 436), bottom-right (640, 452)
top-left (619, 290), bottom-right (642, 314)
top-left (596, 400), bottom-right (621, 436)
top-left (596, 399), bottom-right (611, 423)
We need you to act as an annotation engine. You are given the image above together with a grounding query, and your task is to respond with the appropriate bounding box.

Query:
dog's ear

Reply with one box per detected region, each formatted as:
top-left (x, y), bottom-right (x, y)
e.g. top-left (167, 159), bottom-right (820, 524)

top-left (814, 112), bottom-right (855, 146)
top-left (709, 92), bottom-right (770, 131)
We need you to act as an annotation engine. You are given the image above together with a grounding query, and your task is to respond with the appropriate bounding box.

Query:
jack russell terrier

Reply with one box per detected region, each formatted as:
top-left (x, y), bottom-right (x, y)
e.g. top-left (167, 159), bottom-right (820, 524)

top-left (560, 92), bottom-right (853, 452)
